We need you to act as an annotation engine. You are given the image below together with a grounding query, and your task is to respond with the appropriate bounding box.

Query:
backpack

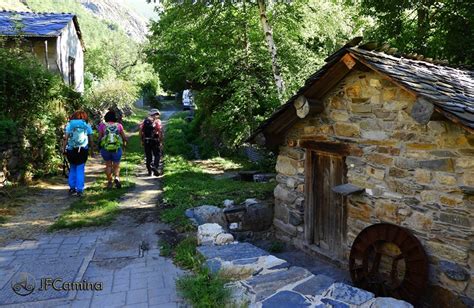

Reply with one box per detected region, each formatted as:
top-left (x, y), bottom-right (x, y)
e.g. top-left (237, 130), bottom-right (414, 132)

top-left (68, 122), bottom-right (88, 149)
top-left (101, 123), bottom-right (122, 151)
top-left (143, 118), bottom-right (156, 139)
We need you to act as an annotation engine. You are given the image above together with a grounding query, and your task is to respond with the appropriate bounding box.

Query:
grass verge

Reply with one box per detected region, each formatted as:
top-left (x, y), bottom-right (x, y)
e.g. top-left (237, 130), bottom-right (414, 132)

top-left (161, 156), bottom-right (274, 230)
top-left (49, 179), bottom-right (134, 230)
top-left (162, 235), bottom-right (231, 308)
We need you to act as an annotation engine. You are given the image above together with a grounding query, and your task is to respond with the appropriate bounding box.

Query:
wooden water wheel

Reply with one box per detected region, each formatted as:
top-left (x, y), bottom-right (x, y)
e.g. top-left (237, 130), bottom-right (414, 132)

top-left (349, 223), bottom-right (428, 304)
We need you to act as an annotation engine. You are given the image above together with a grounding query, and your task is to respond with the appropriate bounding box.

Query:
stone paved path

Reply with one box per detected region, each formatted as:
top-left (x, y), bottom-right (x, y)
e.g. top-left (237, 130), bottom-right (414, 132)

top-left (0, 109), bottom-right (185, 307)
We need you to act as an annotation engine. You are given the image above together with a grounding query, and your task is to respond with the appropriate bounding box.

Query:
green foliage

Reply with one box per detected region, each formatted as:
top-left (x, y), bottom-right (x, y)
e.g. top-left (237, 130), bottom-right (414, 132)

top-left (164, 113), bottom-right (193, 158)
top-left (140, 79), bottom-right (161, 107)
top-left (0, 47), bottom-right (74, 176)
top-left (360, 0), bottom-right (474, 66)
top-left (174, 237), bottom-right (203, 270)
top-left (148, 1), bottom-right (365, 147)
top-left (0, 119), bottom-right (17, 144)
top-left (176, 268), bottom-right (231, 308)
top-left (84, 79), bottom-right (139, 116)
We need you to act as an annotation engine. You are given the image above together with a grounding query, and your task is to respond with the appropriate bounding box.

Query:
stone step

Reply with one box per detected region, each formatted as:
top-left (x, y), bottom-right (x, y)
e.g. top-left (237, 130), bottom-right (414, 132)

top-left (244, 266), bottom-right (313, 302)
top-left (292, 274), bottom-right (337, 296)
top-left (261, 290), bottom-right (313, 308)
top-left (197, 242), bottom-right (269, 262)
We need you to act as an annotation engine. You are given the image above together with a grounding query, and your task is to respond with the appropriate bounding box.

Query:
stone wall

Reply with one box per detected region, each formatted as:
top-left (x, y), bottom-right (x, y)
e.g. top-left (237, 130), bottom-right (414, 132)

top-left (0, 142), bottom-right (21, 187)
top-left (273, 70), bottom-right (474, 303)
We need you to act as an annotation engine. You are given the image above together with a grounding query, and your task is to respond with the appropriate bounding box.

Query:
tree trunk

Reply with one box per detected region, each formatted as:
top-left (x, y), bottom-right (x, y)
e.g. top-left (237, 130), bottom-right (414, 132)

top-left (257, 0), bottom-right (285, 100)
top-left (416, 0), bottom-right (432, 54)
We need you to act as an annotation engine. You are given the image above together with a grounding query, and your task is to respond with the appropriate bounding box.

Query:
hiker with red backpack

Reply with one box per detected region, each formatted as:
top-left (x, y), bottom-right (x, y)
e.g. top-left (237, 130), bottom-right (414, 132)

top-left (98, 110), bottom-right (128, 189)
top-left (140, 109), bottom-right (162, 176)
top-left (63, 111), bottom-right (95, 197)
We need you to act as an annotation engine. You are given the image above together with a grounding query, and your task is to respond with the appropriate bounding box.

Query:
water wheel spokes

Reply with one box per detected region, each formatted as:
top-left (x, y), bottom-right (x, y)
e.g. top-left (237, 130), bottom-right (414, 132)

top-left (349, 223), bottom-right (428, 305)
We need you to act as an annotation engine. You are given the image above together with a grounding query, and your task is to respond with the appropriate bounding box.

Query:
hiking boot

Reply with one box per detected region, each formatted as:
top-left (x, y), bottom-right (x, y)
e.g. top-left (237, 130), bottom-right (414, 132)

top-left (68, 188), bottom-right (77, 195)
top-left (76, 191), bottom-right (84, 197)
top-left (107, 181), bottom-right (113, 189)
top-left (147, 170), bottom-right (152, 176)
top-left (114, 178), bottom-right (122, 189)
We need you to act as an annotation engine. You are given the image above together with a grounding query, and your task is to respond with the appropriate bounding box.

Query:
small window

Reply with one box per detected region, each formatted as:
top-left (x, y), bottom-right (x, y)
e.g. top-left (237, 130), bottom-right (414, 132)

top-left (68, 57), bottom-right (75, 87)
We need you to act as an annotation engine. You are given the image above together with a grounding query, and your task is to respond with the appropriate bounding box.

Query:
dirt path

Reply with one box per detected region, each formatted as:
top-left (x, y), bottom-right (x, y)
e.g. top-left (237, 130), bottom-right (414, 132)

top-left (0, 158), bottom-right (103, 247)
top-left (0, 107), bottom-right (178, 247)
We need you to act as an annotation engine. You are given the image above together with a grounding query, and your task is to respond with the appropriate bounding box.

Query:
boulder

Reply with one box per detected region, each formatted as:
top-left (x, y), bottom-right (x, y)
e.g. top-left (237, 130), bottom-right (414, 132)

top-left (361, 297), bottom-right (413, 308)
top-left (241, 200), bottom-right (273, 232)
top-left (214, 233), bottom-right (234, 245)
top-left (197, 223), bottom-right (224, 246)
top-left (192, 205), bottom-right (226, 227)
top-left (223, 199), bottom-right (234, 208)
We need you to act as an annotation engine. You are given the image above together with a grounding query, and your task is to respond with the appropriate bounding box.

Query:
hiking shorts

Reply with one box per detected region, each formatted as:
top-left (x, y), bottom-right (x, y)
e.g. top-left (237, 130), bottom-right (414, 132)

top-left (100, 148), bottom-right (122, 163)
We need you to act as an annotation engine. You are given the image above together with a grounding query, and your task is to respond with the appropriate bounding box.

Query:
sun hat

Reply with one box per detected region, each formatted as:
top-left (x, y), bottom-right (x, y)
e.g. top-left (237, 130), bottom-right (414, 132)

top-left (149, 108), bottom-right (160, 116)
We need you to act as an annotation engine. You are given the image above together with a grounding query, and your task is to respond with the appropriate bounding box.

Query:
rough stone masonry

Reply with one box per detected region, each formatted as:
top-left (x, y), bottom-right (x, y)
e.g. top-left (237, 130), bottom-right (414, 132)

top-left (272, 70), bottom-right (474, 304)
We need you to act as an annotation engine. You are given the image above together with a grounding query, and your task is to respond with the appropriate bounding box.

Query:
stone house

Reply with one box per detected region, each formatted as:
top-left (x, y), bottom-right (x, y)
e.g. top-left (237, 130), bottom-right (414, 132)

top-left (0, 11), bottom-right (85, 93)
top-left (249, 41), bottom-right (473, 305)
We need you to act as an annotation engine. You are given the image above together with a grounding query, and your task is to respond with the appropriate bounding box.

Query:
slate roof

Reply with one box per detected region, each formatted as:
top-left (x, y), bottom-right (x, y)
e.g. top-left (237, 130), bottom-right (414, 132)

top-left (0, 11), bottom-right (83, 45)
top-left (249, 43), bottom-right (474, 142)
top-left (350, 48), bottom-right (474, 130)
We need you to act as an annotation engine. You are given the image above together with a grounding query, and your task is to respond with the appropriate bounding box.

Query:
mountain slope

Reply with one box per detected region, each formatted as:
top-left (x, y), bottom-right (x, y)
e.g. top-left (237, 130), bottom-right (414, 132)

top-left (4, 0), bottom-right (149, 44)
top-left (79, 0), bottom-right (149, 42)
top-left (0, 0), bottom-right (30, 11)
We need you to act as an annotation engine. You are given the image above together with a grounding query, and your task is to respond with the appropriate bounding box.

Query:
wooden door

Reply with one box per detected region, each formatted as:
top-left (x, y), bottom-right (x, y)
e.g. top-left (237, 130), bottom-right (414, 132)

top-left (311, 152), bottom-right (346, 258)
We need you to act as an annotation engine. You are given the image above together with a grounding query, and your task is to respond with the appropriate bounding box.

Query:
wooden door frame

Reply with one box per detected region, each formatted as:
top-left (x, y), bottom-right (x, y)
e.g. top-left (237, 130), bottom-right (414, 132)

top-left (302, 142), bottom-right (349, 259)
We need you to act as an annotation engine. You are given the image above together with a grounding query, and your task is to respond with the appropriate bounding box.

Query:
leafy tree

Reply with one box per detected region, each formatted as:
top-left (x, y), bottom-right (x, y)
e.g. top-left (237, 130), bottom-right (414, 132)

top-left (147, 0), bottom-right (365, 147)
top-left (360, 0), bottom-right (474, 66)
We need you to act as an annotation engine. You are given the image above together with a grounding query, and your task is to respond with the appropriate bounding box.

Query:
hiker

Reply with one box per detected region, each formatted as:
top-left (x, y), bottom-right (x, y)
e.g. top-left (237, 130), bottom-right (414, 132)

top-left (140, 109), bottom-right (163, 176)
top-left (98, 110), bottom-right (128, 189)
top-left (63, 111), bottom-right (94, 197)
top-left (182, 88), bottom-right (193, 111)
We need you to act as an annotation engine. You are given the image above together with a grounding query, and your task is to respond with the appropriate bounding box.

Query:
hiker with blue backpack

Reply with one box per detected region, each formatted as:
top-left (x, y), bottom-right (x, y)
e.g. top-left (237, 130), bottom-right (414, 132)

top-left (63, 111), bottom-right (95, 197)
top-left (98, 110), bottom-right (128, 189)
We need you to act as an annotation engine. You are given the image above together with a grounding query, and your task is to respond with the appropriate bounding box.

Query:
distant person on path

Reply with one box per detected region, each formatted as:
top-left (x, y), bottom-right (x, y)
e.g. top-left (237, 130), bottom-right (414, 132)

top-left (63, 111), bottom-right (95, 197)
top-left (140, 109), bottom-right (162, 176)
top-left (182, 88), bottom-right (194, 111)
top-left (98, 110), bottom-right (128, 189)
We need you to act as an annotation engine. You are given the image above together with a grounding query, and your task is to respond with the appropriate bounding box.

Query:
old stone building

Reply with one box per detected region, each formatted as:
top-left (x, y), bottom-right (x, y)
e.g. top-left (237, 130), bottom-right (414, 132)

top-left (250, 41), bottom-right (473, 305)
top-left (0, 11), bottom-right (85, 92)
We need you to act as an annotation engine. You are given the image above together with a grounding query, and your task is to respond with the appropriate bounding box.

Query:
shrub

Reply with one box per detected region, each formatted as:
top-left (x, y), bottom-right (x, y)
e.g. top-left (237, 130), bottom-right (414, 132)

top-left (84, 79), bottom-right (139, 124)
top-left (0, 47), bottom-right (73, 177)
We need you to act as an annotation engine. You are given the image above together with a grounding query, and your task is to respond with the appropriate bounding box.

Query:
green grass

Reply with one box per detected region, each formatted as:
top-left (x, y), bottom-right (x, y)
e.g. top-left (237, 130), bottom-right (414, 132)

top-left (176, 268), bottom-right (231, 308)
top-left (161, 156), bottom-right (275, 230)
top-left (163, 235), bottom-right (231, 308)
top-left (49, 179), bottom-right (134, 230)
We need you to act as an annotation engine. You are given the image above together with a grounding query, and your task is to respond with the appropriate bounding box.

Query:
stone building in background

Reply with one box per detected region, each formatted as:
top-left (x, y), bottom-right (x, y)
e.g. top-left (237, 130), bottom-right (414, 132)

top-left (0, 11), bottom-right (85, 93)
top-left (249, 41), bottom-right (473, 306)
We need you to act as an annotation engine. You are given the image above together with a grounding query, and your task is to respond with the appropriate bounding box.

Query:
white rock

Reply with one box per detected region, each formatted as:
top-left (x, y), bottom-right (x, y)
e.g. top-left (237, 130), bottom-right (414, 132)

top-left (229, 223), bottom-right (240, 230)
top-left (362, 297), bottom-right (413, 308)
top-left (245, 198), bottom-right (258, 206)
top-left (214, 233), bottom-right (234, 245)
top-left (197, 223), bottom-right (224, 246)
top-left (223, 199), bottom-right (234, 208)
